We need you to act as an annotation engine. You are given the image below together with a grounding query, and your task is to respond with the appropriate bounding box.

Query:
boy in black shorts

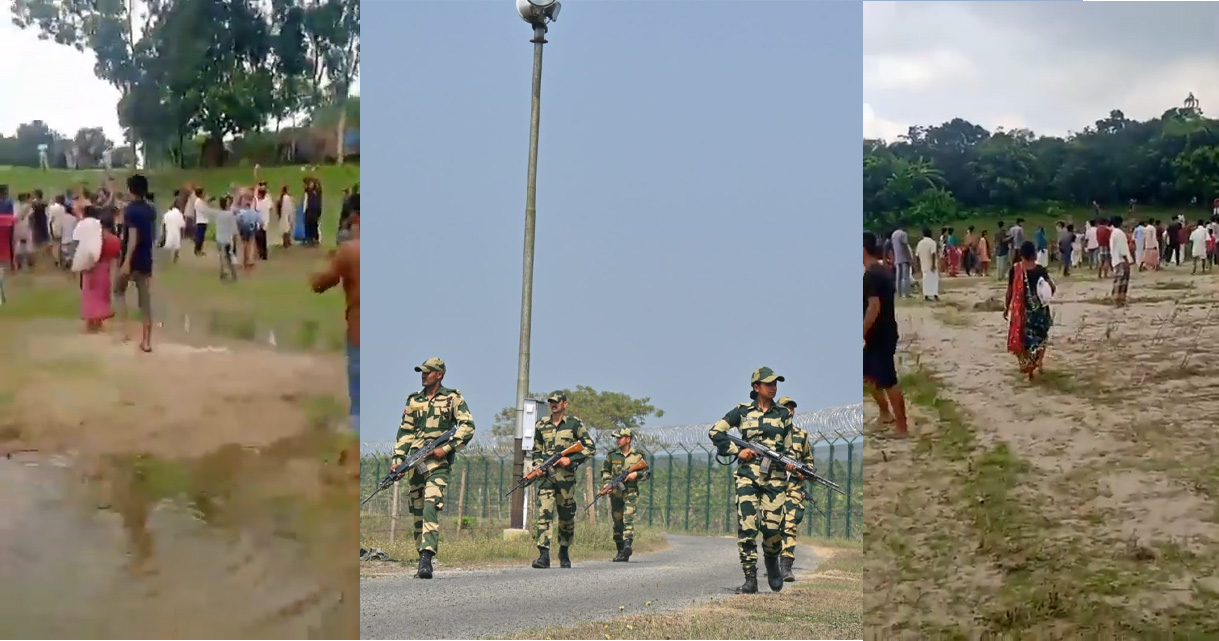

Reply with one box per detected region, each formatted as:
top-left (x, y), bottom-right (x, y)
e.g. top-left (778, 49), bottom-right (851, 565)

top-left (863, 232), bottom-right (908, 437)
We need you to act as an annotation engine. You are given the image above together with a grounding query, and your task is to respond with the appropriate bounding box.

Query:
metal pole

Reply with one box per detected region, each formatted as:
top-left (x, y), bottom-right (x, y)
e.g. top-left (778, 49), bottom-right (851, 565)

top-left (510, 21), bottom-right (549, 530)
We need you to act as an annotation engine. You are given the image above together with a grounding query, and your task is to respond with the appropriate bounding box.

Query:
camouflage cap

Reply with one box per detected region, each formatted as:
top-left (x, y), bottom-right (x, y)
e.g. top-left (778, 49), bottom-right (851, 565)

top-left (414, 357), bottom-right (446, 373)
top-left (750, 366), bottom-right (785, 385)
top-left (778, 396), bottom-right (797, 408)
top-left (546, 391), bottom-right (568, 403)
top-left (611, 428), bottom-right (633, 439)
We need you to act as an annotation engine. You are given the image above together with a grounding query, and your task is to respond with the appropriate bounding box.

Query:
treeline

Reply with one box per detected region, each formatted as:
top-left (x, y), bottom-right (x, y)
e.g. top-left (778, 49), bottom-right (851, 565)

top-left (864, 94), bottom-right (1219, 231)
top-left (10, 0), bottom-right (359, 168)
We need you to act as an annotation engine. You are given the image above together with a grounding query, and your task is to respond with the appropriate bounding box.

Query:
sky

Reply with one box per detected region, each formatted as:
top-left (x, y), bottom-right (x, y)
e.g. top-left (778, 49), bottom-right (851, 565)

top-left (0, 4), bottom-right (358, 141)
top-left (864, 1), bottom-right (1219, 141)
top-left (364, 1), bottom-right (858, 444)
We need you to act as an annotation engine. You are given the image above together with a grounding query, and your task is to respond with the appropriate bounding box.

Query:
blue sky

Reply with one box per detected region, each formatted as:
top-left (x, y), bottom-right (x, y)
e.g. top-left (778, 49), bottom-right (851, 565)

top-left (363, 1), bottom-right (861, 444)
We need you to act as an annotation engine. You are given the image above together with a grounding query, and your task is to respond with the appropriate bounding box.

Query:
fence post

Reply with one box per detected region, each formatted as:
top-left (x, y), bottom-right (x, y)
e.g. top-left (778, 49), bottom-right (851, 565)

top-left (455, 466), bottom-right (468, 541)
top-left (483, 458), bottom-right (491, 519)
top-left (724, 464), bottom-right (733, 534)
top-left (585, 463), bottom-right (596, 527)
top-left (389, 480), bottom-right (400, 545)
top-left (665, 448), bottom-right (674, 529)
top-left (845, 440), bottom-right (855, 539)
top-left (825, 440), bottom-right (837, 538)
top-left (680, 449), bottom-right (690, 531)
top-left (647, 452), bottom-right (656, 527)
top-left (704, 450), bottom-right (712, 532)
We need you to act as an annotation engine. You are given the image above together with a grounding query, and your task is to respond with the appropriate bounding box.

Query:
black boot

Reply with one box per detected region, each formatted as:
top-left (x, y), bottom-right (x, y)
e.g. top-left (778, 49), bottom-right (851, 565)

top-left (621, 540), bottom-right (633, 562)
top-left (763, 554), bottom-right (784, 592)
top-left (612, 540), bottom-right (626, 562)
top-left (415, 550), bottom-right (434, 579)
top-left (781, 556), bottom-right (795, 582)
top-left (531, 547), bottom-right (550, 569)
top-left (735, 568), bottom-right (758, 594)
top-left (558, 546), bottom-right (572, 568)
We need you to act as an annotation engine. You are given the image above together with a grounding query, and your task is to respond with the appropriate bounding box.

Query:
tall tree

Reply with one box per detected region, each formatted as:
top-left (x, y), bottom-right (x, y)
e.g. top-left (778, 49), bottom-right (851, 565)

top-left (489, 387), bottom-right (665, 453)
top-left (864, 94), bottom-right (1219, 231)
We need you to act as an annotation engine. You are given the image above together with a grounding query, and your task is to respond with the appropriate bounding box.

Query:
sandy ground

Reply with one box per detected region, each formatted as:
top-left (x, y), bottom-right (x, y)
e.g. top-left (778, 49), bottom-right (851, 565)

top-left (0, 320), bottom-right (359, 639)
top-left (864, 263), bottom-right (1219, 638)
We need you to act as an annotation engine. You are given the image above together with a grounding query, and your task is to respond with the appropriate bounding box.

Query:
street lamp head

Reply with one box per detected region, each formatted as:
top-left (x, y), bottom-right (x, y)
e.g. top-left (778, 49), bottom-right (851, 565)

top-left (516, 0), bottom-right (560, 25)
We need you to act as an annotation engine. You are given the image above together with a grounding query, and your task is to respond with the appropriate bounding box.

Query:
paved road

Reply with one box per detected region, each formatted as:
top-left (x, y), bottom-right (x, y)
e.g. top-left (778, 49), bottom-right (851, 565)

top-left (360, 533), bottom-right (821, 639)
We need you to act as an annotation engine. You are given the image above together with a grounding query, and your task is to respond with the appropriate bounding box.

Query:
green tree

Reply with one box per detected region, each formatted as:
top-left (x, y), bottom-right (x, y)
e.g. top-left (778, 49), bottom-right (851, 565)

top-left (489, 387), bottom-right (665, 453)
top-left (864, 94), bottom-right (1219, 231)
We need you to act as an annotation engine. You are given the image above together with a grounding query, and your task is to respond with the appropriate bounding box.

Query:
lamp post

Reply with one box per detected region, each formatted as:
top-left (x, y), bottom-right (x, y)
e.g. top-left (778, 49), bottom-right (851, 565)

top-left (510, 0), bottom-right (561, 531)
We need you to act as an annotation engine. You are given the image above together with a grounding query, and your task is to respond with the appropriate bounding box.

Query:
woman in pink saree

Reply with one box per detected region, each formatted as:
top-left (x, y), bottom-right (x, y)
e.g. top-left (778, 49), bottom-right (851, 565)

top-left (73, 207), bottom-right (117, 332)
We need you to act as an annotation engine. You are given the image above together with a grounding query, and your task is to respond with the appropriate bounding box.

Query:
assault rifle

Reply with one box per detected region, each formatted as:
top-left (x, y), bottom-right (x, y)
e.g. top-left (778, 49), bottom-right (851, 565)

top-left (503, 442), bottom-right (585, 498)
top-left (724, 433), bottom-right (845, 496)
top-left (584, 459), bottom-right (648, 513)
top-left (360, 426), bottom-right (459, 507)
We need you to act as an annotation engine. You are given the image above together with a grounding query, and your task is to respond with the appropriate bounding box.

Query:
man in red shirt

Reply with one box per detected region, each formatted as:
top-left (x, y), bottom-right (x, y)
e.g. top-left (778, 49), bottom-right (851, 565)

top-left (1095, 218), bottom-right (1113, 279)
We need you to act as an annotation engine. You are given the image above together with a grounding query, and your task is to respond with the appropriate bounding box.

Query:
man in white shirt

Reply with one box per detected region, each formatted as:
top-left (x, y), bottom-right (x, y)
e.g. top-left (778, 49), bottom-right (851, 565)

top-left (191, 187), bottom-right (209, 256)
top-left (162, 204), bottom-right (186, 263)
top-left (1189, 219), bottom-right (1209, 274)
top-left (1085, 221), bottom-right (1099, 269)
top-left (1109, 215), bottom-right (1133, 307)
top-left (915, 227), bottom-right (939, 301)
top-left (255, 183), bottom-right (273, 261)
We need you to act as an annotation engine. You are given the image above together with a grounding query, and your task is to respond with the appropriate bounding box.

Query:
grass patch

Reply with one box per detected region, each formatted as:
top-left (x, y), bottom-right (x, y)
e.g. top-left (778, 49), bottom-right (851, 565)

top-left (889, 362), bottom-right (1219, 636)
top-left (503, 546), bottom-right (862, 640)
top-left (931, 306), bottom-right (972, 327)
top-left (360, 520), bottom-right (667, 568)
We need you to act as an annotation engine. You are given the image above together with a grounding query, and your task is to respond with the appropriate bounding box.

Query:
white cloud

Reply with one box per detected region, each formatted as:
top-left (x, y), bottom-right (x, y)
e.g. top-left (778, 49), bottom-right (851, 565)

top-left (864, 2), bottom-right (1218, 137)
top-left (863, 49), bottom-right (977, 93)
top-left (863, 104), bottom-right (908, 142)
top-left (0, 9), bottom-right (123, 139)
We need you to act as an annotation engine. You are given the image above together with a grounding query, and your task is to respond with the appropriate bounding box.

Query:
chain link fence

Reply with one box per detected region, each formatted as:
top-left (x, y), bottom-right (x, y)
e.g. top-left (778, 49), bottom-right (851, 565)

top-left (361, 403), bottom-right (863, 546)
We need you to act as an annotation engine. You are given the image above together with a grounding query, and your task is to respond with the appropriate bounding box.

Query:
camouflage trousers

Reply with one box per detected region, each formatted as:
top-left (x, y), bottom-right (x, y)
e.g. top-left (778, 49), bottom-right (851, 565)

top-left (533, 477), bottom-right (577, 549)
top-left (780, 483), bottom-right (806, 559)
top-left (609, 490), bottom-right (639, 544)
top-left (407, 465), bottom-right (451, 555)
top-left (734, 474), bottom-right (787, 571)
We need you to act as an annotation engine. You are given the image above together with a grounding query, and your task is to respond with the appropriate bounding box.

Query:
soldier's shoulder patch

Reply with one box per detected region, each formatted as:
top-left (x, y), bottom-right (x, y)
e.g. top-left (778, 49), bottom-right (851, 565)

top-left (736, 402), bottom-right (752, 409)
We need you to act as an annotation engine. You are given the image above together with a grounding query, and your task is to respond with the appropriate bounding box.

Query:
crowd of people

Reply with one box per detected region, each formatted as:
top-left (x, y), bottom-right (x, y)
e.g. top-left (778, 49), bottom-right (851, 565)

top-left (864, 204), bottom-right (1219, 436)
top-left (879, 210), bottom-right (1219, 303)
top-left (0, 168), bottom-right (361, 435)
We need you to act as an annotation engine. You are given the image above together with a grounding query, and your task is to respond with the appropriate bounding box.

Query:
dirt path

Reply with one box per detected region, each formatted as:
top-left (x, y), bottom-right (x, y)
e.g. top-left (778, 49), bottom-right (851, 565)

top-left (864, 267), bottom-right (1219, 638)
top-left (360, 534), bottom-right (822, 640)
top-left (0, 322), bottom-right (359, 639)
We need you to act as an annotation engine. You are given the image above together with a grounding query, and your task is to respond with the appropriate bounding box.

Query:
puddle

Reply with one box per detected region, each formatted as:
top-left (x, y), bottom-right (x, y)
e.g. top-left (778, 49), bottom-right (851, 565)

top-left (0, 430), bottom-right (359, 639)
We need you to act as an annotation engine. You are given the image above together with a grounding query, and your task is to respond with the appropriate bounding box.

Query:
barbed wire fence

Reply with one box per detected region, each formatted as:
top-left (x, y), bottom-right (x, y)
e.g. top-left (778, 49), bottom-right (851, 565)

top-left (360, 403), bottom-right (863, 548)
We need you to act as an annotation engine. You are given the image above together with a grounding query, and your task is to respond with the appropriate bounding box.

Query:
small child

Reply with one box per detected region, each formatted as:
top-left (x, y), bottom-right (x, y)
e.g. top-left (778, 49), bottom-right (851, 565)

top-left (1208, 229), bottom-right (1216, 270)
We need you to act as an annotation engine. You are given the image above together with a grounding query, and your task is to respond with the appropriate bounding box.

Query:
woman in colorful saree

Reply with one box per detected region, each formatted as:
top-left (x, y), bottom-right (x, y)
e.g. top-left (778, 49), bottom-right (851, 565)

top-left (1004, 240), bottom-right (1056, 380)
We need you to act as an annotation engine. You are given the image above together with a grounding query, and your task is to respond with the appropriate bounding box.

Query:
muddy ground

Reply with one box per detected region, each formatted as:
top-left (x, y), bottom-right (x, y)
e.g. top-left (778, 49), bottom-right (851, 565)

top-left (863, 264), bottom-right (1219, 639)
top-left (0, 319), bottom-right (359, 639)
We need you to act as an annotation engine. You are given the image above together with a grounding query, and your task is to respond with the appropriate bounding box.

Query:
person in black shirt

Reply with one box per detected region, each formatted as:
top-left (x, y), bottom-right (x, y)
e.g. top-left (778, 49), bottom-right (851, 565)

top-left (1004, 241), bottom-right (1055, 380)
top-left (863, 232), bottom-right (908, 438)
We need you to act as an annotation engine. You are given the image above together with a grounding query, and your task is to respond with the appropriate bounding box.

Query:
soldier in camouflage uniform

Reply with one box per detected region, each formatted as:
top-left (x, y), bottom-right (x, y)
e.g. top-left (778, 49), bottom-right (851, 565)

top-left (600, 428), bottom-right (651, 562)
top-left (393, 357), bottom-right (477, 579)
top-left (525, 391), bottom-right (596, 569)
top-left (708, 366), bottom-right (802, 594)
top-left (777, 396), bottom-right (814, 582)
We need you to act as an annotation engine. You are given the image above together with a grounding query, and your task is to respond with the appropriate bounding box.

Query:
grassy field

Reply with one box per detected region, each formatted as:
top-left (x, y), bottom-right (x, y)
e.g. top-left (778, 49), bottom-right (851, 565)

top-left (500, 539), bottom-right (862, 640)
top-left (0, 165), bottom-right (359, 637)
top-left (865, 264), bottom-right (1219, 638)
top-left (0, 164), bottom-right (359, 244)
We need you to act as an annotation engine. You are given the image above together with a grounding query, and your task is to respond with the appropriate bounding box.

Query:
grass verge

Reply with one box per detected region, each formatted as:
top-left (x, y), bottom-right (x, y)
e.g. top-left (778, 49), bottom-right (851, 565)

top-left (500, 542), bottom-right (861, 640)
